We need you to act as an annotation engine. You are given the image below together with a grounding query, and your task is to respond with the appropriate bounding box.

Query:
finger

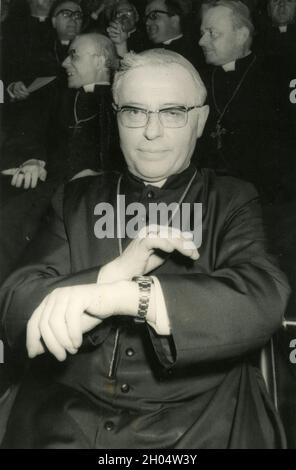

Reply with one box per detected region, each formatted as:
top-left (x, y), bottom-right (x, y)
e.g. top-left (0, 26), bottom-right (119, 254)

top-left (23, 172), bottom-right (32, 189)
top-left (1, 168), bottom-right (17, 175)
top-left (64, 299), bottom-right (84, 349)
top-left (30, 170), bottom-right (39, 188)
top-left (40, 168), bottom-right (47, 182)
top-left (48, 294), bottom-right (78, 354)
top-left (26, 299), bottom-right (47, 357)
top-left (14, 173), bottom-right (25, 188)
top-left (144, 236), bottom-right (199, 260)
top-left (39, 295), bottom-right (68, 361)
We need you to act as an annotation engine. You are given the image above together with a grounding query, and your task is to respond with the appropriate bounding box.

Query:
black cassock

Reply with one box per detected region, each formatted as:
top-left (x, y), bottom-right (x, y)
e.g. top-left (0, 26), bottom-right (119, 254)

top-left (0, 166), bottom-right (290, 448)
top-left (198, 53), bottom-right (281, 203)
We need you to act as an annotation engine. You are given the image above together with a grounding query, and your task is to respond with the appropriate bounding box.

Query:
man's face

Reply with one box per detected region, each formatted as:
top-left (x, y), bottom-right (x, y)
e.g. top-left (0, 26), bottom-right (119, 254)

top-left (145, 0), bottom-right (180, 44)
top-left (116, 64), bottom-right (208, 182)
top-left (269, 0), bottom-right (296, 26)
top-left (113, 2), bottom-right (138, 33)
top-left (199, 6), bottom-right (248, 66)
top-left (52, 1), bottom-right (83, 41)
top-left (29, 0), bottom-right (54, 16)
top-left (62, 36), bottom-right (99, 88)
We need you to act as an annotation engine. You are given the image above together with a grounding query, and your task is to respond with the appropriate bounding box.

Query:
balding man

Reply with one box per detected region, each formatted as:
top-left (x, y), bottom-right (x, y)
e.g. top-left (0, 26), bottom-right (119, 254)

top-left (0, 49), bottom-right (289, 449)
top-left (0, 33), bottom-right (120, 282)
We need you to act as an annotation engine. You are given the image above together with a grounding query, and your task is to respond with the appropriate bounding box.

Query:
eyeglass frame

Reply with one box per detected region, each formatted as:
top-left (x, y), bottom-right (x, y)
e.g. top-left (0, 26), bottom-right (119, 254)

top-left (144, 9), bottom-right (173, 23)
top-left (54, 9), bottom-right (84, 21)
top-left (112, 104), bottom-right (202, 128)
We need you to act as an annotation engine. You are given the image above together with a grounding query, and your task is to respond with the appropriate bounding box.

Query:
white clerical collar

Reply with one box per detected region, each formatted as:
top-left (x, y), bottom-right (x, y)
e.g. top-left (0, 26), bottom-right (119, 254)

top-left (222, 51), bottom-right (252, 72)
top-left (163, 34), bottom-right (183, 45)
top-left (222, 61), bottom-right (236, 72)
top-left (144, 178), bottom-right (167, 188)
top-left (31, 15), bottom-right (47, 22)
top-left (279, 25), bottom-right (288, 33)
top-left (61, 40), bottom-right (70, 45)
top-left (83, 82), bottom-right (110, 92)
top-left (128, 28), bottom-right (136, 38)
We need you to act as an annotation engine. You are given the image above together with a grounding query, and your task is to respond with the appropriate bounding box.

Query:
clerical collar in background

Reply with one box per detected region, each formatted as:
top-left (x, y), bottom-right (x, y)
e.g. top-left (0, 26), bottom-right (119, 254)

top-left (163, 34), bottom-right (183, 45)
top-left (61, 40), bottom-right (70, 45)
top-left (83, 82), bottom-right (110, 92)
top-left (222, 51), bottom-right (252, 72)
top-left (31, 15), bottom-right (47, 22)
top-left (279, 25), bottom-right (288, 33)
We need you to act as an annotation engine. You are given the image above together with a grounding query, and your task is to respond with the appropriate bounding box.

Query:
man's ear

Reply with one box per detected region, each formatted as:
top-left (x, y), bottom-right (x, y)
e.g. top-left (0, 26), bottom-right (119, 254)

top-left (52, 17), bottom-right (57, 29)
top-left (196, 105), bottom-right (209, 138)
top-left (94, 54), bottom-right (106, 70)
top-left (237, 26), bottom-right (250, 47)
top-left (171, 15), bottom-right (181, 31)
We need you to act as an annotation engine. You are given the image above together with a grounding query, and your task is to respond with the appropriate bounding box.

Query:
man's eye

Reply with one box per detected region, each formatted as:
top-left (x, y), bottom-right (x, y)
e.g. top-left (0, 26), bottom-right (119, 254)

top-left (162, 109), bottom-right (183, 117)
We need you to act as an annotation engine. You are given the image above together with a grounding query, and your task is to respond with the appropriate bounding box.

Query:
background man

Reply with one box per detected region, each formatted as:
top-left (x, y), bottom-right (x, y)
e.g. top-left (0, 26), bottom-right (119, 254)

top-left (144, 0), bottom-right (204, 68)
top-left (198, 0), bottom-right (281, 202)
top-left (0, 33), bottom-right (120, 282)
top-left (0, 49), bottom-right (289, 449)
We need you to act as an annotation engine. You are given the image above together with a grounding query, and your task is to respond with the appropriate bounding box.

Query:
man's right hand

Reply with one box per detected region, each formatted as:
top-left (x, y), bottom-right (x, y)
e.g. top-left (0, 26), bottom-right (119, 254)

top-left (9, 81), bottom-right (30, 100)
top-left (2, 159), bottom-right (47, 189)
top-left (99, 225), bottom-right (199, 283)
top-left (107, 20), bottom-right (128, 45)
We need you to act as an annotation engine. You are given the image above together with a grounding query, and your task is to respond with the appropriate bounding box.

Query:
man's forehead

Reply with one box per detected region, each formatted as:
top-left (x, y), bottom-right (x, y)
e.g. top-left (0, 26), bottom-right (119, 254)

top-left (56, 1), bottom-right (82, 13)
top-left (203, 6), bottom-right (234, 27)
top-left (118, 64), bottom-right (199, 101)
top-left (71, 37), bottom-right (95, 53)
top-left (146, 0), bottom-right (166, 13)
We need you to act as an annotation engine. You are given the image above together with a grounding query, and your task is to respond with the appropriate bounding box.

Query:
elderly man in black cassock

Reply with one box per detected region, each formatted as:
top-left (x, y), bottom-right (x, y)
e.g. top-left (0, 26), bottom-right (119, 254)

top-left (198, 0), bottom-right (281, 202)
top-left (0, 49), bottom-right (290, 449)
top-left (0, 33), bottom-right (120, 282)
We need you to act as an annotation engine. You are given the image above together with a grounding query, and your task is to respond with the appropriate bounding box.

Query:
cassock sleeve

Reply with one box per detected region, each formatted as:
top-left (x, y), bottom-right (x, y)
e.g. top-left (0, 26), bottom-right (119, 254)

top-left (0, 184), bottom-right (102, 352)
top-left (149, 182), bottom-right (291, 369)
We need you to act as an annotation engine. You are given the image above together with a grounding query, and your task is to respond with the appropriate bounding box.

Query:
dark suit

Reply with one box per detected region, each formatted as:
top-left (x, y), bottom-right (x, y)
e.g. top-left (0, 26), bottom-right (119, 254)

top-left (0, 166), bottom-right (290, 448)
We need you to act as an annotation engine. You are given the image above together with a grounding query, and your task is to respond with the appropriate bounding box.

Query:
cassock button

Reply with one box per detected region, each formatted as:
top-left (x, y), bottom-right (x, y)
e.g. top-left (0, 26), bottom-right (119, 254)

top-left (147, 190), bottom-right (154, 199)
top-left (125, 348), bottom-right (135, 357)
top-left (104, 421), bottom-right (114, 432)
top-left (121, 383), bottom-right (130, 393)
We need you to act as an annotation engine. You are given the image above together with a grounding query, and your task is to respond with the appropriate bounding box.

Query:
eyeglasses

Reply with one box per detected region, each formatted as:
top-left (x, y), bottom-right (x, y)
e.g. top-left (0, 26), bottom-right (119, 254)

top-left (113, 105), bottom-right (202, 128)
top-left (145, 9), bottom-right (170, 23)
top-left (114, 10), bottom-right (135, 21)
top-left (55, 9), bottom-right (83, 21)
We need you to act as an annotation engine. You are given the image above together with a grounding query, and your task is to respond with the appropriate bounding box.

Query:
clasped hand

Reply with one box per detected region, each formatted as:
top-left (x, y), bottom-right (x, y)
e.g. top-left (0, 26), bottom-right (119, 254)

top-left (27, 226), bottom-right (199, 361)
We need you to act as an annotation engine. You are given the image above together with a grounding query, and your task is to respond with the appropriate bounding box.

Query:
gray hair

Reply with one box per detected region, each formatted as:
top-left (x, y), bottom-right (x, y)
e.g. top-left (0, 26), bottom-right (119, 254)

top-left (203, 0), bottom-right (254, 37)
top-left (112, 49), bottom-right (207, 105)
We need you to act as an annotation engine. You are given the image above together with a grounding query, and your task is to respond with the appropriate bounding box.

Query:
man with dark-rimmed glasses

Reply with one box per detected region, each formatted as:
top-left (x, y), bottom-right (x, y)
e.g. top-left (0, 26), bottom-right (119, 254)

top-left (144, 0), bottom-right (204, 68)
top-left (0, 49), bottom-right (290, 449)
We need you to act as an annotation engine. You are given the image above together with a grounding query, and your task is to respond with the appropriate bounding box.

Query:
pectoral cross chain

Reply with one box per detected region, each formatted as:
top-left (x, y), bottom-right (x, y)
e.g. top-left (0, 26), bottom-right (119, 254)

top-left (211, 122), bottom-right (227, 150)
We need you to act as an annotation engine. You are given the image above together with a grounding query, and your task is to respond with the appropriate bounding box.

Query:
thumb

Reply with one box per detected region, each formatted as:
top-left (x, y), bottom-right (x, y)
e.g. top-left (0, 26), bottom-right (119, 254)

top-left (1, 168), bottom-right (18, 175)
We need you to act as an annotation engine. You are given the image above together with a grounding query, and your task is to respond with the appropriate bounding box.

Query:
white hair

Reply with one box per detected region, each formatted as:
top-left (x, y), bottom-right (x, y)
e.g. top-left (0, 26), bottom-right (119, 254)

top-left (113, 49), bottom-right (207, 106)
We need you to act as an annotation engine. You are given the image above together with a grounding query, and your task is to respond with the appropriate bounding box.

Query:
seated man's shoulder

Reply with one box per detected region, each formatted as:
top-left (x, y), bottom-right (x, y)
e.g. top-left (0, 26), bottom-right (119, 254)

top-left (201, 168), bottom-right (259, 205)
top-left (52, 171), bottom-right (121, 214)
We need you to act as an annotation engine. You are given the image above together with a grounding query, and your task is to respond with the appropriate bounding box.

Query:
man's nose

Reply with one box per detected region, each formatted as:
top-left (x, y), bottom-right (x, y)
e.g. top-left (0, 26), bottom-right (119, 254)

top-left (62, 56), bottom-right (70, 68)
top-left (199, 32), bottom-right (207, 47)
top-left (143, 113), bottom-right (164, 140)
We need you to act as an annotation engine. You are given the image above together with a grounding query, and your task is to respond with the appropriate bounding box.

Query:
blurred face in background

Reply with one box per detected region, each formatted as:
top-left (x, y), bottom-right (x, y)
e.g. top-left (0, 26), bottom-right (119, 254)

top-left (52, 1), bottom-right (83, 41)
top-left (28, 0), bottom-right (54, 16)
top-left (62, 35), bottom-right (101, 88)
top-left (269, 0), bottom-right (296, 26)
top-left (145, 0), bottom-right (181, 44)
top-left (112, 1), bottom-right (138, 33)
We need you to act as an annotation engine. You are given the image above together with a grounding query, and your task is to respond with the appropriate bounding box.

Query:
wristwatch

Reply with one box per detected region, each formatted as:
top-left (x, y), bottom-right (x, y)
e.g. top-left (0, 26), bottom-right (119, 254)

top-left (132, 276), bottom-right (153, 322)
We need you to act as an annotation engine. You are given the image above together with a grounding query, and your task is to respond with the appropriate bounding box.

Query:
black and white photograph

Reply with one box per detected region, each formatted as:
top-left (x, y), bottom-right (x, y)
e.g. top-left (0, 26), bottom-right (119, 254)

top-left (0, 0), bottom-right (295, 452)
